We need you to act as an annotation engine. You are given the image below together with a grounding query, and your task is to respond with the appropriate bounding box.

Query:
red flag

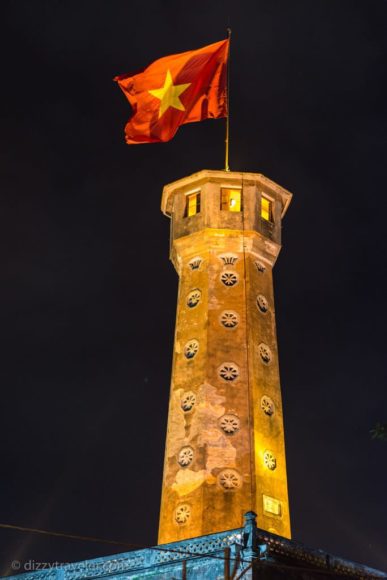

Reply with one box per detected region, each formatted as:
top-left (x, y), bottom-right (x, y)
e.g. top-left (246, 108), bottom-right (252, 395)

top-left (114, 39), bottom-right (229, 144)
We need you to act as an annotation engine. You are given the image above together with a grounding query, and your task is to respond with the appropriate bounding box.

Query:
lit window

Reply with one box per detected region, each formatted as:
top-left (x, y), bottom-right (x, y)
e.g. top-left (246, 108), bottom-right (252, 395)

top-left (185, 191), bottom-right (201, 217)
top-left (261, 196), bottom-right (273, 222)
top-left (221, 188), bottom-right (242, 212)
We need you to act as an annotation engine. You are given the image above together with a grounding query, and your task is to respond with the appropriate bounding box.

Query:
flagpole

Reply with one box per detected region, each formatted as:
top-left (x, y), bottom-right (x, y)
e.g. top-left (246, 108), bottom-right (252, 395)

top-left (225, 28), bottom-right (232, 172)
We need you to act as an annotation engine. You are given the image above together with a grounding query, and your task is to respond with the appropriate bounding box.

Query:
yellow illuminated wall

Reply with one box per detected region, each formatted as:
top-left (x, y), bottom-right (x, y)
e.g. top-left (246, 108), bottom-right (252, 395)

top-left (159, 170), bottom-right (292, 544)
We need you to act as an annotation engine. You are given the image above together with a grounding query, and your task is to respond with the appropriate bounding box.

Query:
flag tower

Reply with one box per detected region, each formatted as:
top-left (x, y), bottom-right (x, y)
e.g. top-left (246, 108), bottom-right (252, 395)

top-left (158, 169), bottom-right (292, 544)
top-left (3, 34), bottom-right (386, 580)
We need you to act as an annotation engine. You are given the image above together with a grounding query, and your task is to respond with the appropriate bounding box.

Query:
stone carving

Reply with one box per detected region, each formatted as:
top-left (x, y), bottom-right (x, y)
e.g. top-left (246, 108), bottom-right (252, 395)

top-left (184, 340), bottom-right (199, 359)
top-left (219, 414), bottom-right (240, 435)
top-left (188, 257), bottom-right (202, 270)
top-left (218, 469), bottom-right (242, 491)
top-left (255, 260), bottom-right (266, 273)
top-left (181, 391), bottom-right (196, 412)
top-left (219, 253), bottom-right (238, 266)
top-left (186, 289), bottom-right (202, 308)
top-left (256, 294), bottom-right (269, 313)
top-left (171, 383), bottom-right (237, 496)
top-left (178, 446), bottom-right (194, 467)
top-left (261, 395), bottom-right (275, 416)
top-left (218, 363), bottom-right (239, 382)
top-left (263, 451), bottom-right (277, 471)
top-left (220, 311), bottom-right (239, 329)
top-left (175, 504), bottom-right (191, 524)
top-left (220, 271), bottom-right (238, 287)
top-left (259, 343), bottom-right (272, 364)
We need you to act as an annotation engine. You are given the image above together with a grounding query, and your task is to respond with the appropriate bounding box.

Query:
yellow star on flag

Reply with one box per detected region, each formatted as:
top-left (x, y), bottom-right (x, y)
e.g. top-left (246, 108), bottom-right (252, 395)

top-left (149, 70), bottom-right (191, 118)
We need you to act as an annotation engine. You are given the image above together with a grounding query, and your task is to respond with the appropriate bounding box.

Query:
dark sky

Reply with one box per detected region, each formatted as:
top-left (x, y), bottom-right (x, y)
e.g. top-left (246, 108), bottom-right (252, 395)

top-left (1, 0), bottom-right (386, 575)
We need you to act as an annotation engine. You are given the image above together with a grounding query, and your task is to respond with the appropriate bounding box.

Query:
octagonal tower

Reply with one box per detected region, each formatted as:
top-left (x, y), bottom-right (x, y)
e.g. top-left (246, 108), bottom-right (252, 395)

top-left (158, 170), bottom-right (292, 544)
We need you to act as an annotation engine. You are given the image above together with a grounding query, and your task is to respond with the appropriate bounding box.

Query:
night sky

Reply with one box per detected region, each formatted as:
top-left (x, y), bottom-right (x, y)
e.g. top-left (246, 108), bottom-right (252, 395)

top-left (1, 0), bottom-right (387, 575)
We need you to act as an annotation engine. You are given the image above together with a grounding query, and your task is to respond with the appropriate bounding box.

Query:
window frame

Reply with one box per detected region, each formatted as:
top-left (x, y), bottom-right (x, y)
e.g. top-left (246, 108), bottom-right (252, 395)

top-left (220, 187), bottom-right (243, 212)
top-left (184, 190), bottom-right (201, 218)
top-left (260, 194), bottom-right (274, 223)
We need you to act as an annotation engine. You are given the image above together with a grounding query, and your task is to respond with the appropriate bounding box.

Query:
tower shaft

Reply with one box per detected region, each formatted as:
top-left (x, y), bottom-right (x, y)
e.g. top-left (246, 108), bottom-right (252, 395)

top-left (158, 170), bottom-right (292, 543)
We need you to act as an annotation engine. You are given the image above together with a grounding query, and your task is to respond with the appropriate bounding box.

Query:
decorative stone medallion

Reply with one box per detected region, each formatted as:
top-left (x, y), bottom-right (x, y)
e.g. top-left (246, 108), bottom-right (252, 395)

top-left (184, 340), bottom-right (199, 359)
top-left (256, 294), bottom-right (269, 313)
top-left (218, 469), bottom-right (242, 491)
top-left (178, 446), bottom-right (194, 467)
top-left (218, 362), bottom-right (240, 382)
top-left (219, 414), bottom-right (240, 435)
top-left (175, 504), bottom-right (191, 525)
top-left (260, 395), bottom-right (275, 416)
top-left (220, 271), bottom-right (239, 287)
top-left (263, 450), bottom-right (277, 471)
top-left (181, 391), bottom-right (196, 412)
top-left (259, 343), bottom-right (272, 364)
top-left (186, 289), bottom-right (202, 308)
top-left (220, 310), bottom-right (239, 329)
